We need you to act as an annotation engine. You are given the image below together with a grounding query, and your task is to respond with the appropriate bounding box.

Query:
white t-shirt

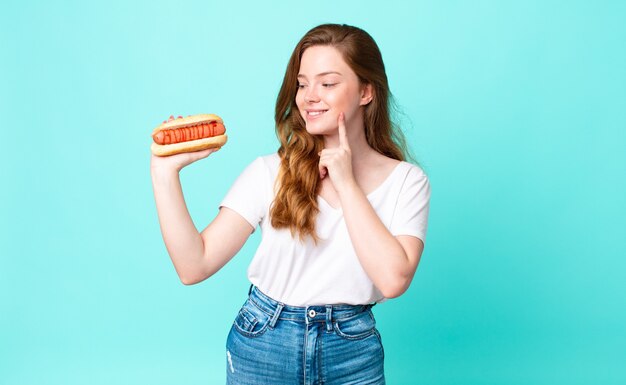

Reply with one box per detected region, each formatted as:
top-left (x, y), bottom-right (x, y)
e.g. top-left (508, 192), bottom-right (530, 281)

top-left (219, 152), bottom-right (431, 306)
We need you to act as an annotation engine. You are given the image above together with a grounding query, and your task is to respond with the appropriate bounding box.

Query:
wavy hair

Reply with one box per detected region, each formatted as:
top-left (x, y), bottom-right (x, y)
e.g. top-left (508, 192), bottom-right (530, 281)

top-left (270, 23), bottom-right (411, 243)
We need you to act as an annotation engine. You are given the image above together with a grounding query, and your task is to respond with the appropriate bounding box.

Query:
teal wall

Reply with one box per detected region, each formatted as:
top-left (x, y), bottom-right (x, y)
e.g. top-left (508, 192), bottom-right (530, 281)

top-left (1, 1), bottom-right (625, 384)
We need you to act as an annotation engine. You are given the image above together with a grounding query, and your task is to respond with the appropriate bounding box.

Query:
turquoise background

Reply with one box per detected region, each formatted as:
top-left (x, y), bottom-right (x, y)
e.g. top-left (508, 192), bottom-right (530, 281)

top-left (2, 1), bottom-right (625, 384)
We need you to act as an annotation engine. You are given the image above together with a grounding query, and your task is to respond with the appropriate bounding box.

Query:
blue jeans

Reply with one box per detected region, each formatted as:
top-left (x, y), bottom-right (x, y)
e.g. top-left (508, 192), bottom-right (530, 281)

top-left (226, 286), bottom-right (386, 384)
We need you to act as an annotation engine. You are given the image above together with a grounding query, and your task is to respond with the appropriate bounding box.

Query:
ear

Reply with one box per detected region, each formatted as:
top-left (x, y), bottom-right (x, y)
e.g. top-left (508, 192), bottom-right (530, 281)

top-left (359, 83), bottom-right (373, 106)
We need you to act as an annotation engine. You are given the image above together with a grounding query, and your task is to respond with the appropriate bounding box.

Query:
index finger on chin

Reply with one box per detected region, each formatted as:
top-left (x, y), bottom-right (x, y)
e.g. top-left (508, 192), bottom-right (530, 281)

top-left (338, 112), bottom-right (349, 149)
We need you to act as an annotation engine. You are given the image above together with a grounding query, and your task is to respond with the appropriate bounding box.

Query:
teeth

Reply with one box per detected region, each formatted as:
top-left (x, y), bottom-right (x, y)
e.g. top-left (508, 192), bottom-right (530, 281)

top-left (309, 110), bottom-right (327, 116)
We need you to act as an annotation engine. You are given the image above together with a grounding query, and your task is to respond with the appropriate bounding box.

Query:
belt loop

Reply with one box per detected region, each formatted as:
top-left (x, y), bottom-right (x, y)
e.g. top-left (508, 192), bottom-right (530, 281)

top-left (325, 305), bottom-right (333, 332)
top-left (248, 284), bottom-right (254, 296)
top-left (269, 302), bottom-right (284, 329)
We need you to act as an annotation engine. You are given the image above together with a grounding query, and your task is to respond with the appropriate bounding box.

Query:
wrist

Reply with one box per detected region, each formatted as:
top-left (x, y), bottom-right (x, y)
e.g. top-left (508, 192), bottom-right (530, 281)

top-left (151, 166), bottom-right (180, 181)
top-left (336, 178), bottom-right (361, 199)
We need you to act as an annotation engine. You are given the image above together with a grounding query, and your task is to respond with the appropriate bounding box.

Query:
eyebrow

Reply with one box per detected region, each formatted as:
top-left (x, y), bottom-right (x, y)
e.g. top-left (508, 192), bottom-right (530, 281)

top-left (297, 71), bottom-right (342, 79)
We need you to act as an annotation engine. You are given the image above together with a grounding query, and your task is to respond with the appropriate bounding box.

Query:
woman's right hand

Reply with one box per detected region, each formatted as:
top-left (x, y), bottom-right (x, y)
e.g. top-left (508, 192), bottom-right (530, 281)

top-left (150, 115), bottom-right (220, 174)
top-left (149, 115), bottom-right (251, 286)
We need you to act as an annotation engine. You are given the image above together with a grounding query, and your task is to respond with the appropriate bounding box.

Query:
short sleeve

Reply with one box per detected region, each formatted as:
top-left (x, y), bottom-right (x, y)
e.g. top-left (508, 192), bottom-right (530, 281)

top-left (219, 157), bottom-right (270, 233)
top-left (389, 166), bottom-right (431, 243)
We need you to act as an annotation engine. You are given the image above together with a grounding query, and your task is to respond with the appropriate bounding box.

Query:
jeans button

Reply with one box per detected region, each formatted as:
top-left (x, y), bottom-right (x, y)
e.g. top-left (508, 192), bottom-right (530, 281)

top-left (308, 309), bottom-right (316, 318)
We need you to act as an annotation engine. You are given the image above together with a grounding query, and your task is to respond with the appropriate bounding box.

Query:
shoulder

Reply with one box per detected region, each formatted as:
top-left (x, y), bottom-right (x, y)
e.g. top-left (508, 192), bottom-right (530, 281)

top-left (386, 158), bottom-right (430, 198)
top-left (239, 153), bottom-right (280, 186)
top-left (251, 152), bottom-right (280, 181)
top-left (375, 154), bottom-right (427, 182)
top-left (244, 152), bottom-right (280, 172)
top-left (259, 152), bottom-right (280, 170)
top-left (400, 161), bottom-right (428, 180)
top-left (398, 161), bottom-right (431, 200)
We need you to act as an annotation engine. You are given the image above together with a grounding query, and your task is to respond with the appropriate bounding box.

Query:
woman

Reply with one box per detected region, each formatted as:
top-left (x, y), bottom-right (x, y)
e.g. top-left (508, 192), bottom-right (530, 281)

top-left (151, 23), bottom-right (431, 384)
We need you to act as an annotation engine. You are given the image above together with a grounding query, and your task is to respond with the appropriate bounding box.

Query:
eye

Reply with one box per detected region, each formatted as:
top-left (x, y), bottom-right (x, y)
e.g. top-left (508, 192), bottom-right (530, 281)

top-left (322, 83), bottom-right (336, 88)
top-left (297, 84), bottom-right (307, 89)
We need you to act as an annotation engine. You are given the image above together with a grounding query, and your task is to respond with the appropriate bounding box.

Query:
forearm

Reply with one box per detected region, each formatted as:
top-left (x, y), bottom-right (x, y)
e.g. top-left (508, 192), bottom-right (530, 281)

top-left (338, 181), bottom-right (413, 297)
top-left (151, 169), bottom-right (206, 283)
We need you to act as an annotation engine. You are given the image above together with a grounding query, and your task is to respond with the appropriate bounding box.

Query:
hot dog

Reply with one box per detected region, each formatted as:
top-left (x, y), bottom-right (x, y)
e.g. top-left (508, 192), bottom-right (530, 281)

top-left (151, 113), bottom-right (228, 156)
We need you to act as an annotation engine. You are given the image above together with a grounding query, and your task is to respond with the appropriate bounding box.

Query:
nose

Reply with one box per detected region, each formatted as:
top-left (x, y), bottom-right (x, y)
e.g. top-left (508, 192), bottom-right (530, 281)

top-left (304, 86), bottom-right (320, 103)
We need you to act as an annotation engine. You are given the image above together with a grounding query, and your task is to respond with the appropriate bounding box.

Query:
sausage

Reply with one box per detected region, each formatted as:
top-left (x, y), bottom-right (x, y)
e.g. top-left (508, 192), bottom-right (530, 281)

top-left (152, 121), bottom-right (226, 145)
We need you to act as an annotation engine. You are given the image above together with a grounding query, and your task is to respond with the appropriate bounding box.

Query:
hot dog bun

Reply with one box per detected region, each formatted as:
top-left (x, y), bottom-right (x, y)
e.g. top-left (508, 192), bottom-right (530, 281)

top-left (151, 113), bottom-right (228, 156)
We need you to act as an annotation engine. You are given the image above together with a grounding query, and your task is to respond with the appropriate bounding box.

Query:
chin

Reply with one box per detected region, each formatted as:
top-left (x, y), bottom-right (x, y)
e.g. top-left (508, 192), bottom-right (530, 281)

top-left (303, 116), bottom-right (337, 135)
top-left (304, 123), bottom-right (333, 136)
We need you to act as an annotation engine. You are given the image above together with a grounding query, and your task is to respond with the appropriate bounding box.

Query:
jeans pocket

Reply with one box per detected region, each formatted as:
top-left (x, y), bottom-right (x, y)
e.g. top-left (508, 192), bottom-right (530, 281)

top-left (334, 309), bottom-right (377, 340)
top-left (232, 300), bottom-right (271, 338)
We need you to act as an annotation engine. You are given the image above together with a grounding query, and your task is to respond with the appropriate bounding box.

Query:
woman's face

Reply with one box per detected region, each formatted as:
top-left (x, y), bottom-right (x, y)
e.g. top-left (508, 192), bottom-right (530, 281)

top-left (295, 45), bottom-right (370, 136)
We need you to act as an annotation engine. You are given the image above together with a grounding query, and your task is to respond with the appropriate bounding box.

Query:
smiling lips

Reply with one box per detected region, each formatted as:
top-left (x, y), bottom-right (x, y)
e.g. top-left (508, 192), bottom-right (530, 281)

top-left (306, 109), bottom-right (329, 120)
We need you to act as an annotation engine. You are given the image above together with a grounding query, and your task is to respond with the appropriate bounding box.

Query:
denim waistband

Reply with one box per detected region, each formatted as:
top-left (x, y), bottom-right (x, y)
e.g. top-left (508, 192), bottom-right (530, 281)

top-left (247, 285), bottom-right (374, 326)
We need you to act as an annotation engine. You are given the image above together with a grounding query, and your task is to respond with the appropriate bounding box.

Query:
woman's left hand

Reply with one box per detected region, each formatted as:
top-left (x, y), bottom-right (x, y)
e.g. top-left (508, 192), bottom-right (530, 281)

top-left (318, 112), bottom-right (356, 192)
